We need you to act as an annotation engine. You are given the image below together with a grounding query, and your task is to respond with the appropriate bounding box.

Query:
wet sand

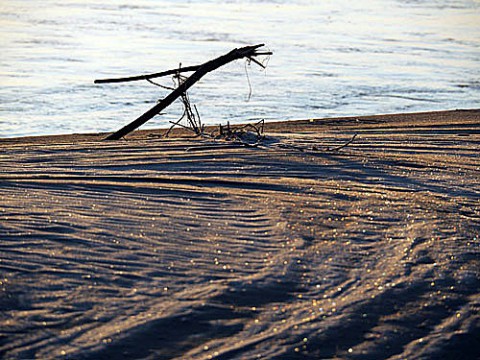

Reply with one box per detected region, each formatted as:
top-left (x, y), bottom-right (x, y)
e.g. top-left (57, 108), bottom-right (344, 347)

top-left (1, 109), bottom-right (479, 359)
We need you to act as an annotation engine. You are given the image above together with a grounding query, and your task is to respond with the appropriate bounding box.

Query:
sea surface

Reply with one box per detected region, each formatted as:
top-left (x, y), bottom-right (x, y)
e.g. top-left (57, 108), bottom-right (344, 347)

top-left (1, 0), bottom-right (479, 137)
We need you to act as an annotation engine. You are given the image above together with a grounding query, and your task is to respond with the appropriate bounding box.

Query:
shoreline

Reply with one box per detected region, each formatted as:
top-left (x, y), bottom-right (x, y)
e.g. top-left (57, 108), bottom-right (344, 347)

top-left (1, 108), bottom-right (479, 144)
top-left (1, 108), bottom-right (479, 359)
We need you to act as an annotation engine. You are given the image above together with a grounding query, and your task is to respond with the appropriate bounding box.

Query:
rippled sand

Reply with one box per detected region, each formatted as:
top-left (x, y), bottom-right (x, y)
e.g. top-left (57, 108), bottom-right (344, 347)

top-left (1, 110), bottom-right (479, 359)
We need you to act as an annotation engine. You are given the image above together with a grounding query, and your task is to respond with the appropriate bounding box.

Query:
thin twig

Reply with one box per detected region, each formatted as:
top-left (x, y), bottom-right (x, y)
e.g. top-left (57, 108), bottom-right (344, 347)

top-left (328, 133), bottom-right (358, 151)
top-left (168, 121), bottom-right (197, 132)
top-left (146, 78), bottom-right (175, 90)
top-left (165, 117), bottom-right (185, 137)
top-left (247, 56), bottom-right (265, 69)
top-left (244, 60), bottom-right (253, 101)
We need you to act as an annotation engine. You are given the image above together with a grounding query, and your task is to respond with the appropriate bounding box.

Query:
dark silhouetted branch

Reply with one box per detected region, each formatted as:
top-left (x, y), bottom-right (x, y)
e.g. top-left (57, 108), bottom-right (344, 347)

top-left (328, 133), bottom-right (358, 151)
top-left (94, 65), bottom-right (201, 84)
top-left (98, 44), bottom-right (271, 140)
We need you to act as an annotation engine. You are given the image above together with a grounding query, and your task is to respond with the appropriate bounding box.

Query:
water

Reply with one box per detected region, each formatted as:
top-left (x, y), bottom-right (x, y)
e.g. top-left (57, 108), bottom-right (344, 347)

top-left (1, 0), bottom-right (479, 138)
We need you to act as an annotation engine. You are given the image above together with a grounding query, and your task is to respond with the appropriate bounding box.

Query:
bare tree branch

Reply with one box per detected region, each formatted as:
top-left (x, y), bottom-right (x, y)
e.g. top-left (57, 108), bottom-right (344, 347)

top-left (98, 44), bottom-right (271, 140)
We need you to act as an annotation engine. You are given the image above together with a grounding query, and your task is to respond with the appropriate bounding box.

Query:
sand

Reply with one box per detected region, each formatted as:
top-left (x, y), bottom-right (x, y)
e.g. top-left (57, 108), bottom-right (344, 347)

top-left (1, 109), bottom-right (479, 359)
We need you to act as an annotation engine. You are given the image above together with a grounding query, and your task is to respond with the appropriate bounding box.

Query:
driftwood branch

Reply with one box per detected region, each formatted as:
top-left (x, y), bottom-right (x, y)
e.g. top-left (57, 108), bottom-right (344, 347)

top-left (96, 44), bottom-right (272, 140)
top-left (94, 65), bottom-right (201, 84)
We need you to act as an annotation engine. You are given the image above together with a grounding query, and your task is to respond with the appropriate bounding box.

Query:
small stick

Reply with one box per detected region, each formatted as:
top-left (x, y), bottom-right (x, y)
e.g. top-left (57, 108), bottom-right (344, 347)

top-left (328, 133), bottom-right (358, 151)
top-left (168, 121), bottom-right (197, 132)
top-left (247, 56), bottom-right (265, 69)
top-left (165, 116), bottom-right (185, 137)
top-left (146, 78), bottom-right (175, 90)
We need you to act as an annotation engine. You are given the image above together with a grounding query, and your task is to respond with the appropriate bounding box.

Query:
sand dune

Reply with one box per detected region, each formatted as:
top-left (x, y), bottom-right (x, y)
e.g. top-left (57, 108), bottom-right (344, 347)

top-left (1, 110), bottom-right (479, 359)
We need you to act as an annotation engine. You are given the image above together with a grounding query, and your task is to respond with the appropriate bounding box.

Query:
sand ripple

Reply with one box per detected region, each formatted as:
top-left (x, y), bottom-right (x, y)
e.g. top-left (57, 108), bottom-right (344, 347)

top-left (1, 110), bottom-right (479, 359)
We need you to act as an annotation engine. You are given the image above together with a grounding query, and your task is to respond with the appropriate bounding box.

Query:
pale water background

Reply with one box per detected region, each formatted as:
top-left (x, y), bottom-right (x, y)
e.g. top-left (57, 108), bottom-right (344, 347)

top-left (0, 0), bottom-right (479, 138)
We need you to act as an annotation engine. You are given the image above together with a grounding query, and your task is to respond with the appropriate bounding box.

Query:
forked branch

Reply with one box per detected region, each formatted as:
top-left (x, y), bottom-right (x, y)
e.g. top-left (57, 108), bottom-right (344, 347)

top-left (95, 44), bottom-right (272, 140)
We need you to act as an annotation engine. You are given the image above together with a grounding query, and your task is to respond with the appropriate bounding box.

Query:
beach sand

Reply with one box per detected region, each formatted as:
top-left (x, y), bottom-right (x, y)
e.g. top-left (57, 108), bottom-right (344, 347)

top-left (1, 109), bottom-right (479, 359)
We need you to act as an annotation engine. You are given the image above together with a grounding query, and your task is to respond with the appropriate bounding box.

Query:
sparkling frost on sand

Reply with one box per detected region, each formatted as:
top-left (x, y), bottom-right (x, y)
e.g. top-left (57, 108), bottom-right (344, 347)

top-left (1, 110), bottom-right (479, 359)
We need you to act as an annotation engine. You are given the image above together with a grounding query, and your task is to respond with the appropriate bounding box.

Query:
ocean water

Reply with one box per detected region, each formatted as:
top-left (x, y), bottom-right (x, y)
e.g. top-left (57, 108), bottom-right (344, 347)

top-left (0, 0), bottom-right (479, 138)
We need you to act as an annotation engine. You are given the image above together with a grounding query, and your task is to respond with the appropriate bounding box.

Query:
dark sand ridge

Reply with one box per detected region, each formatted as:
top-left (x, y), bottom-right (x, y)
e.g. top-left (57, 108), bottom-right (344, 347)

top-left (0, 109), bottom-right (479, 359)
